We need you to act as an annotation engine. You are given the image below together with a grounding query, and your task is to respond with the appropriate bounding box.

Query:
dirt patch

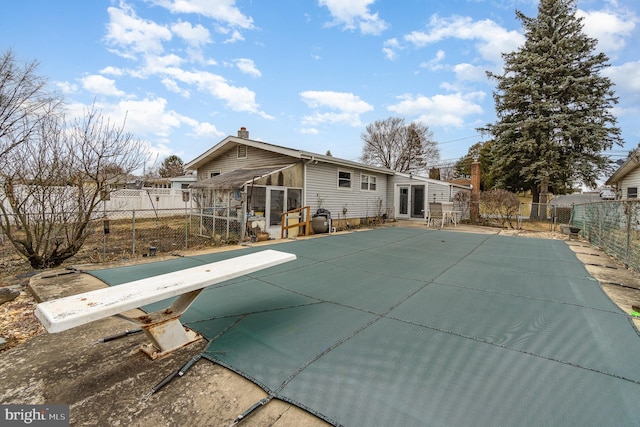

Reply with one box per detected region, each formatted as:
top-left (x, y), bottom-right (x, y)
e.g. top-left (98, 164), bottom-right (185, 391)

top-left (0, 290), bottom-right (45, 350)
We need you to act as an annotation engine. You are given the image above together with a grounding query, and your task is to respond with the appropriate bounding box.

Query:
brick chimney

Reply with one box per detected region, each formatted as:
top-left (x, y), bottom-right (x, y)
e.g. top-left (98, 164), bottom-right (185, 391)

top-left (470, 159), bottom-right (481, 223)
top-left (238, 127), bottom-right (249, 139)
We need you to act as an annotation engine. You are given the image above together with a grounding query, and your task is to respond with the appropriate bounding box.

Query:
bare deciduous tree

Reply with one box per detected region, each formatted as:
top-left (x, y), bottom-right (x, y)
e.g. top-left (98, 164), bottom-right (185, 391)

top-left (0, 105), bottom-right (148, 269)
top-left (0, 50), bottom-right (59, 160)
top-left (360, 117), bottom-right (439, 174)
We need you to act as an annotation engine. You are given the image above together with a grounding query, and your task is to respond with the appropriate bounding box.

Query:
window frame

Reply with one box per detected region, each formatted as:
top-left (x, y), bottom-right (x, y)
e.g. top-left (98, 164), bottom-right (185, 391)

top-left (628, 187), bottom-right (638, 199)
top-left (337, 169), bottom-right (352, 190)
top-left (237, 144), bottom-right (247, 159)
top-left (360, 173), bottom-right (377, 191)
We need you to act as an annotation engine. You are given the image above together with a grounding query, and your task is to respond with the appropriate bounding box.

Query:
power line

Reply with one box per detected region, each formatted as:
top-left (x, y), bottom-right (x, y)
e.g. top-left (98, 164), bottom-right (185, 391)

top-left (436, 135), bottom-right (482, 145)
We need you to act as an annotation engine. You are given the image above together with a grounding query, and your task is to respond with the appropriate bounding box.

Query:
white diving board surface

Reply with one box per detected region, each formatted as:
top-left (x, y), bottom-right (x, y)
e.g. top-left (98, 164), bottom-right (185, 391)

top-left (34, 249), bottom-right (296, 358)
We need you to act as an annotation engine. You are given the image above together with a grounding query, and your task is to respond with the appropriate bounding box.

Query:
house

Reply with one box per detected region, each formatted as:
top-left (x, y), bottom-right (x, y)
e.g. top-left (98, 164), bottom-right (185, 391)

top-left (606, 149), bottom-right (640, 200)
top-left (168, 174), bottom-right (197, 191)
top-left (185, 128), bottom-right (470, 238)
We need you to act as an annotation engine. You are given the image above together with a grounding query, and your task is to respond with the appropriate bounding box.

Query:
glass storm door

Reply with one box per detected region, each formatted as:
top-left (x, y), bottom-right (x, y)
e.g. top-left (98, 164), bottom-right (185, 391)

top-left (399, 186), bottom-right (409, 216)
top-left (411, 186), bottom-right (425, 218)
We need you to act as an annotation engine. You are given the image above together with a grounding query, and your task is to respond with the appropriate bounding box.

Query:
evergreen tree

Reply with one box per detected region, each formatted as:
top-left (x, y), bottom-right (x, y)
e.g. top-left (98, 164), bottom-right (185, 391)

top-left (158, 154), bottom-right (185, 178)
top-left (455, 141), bottom-right (495, 190)
top-left (481, 0), bottom-right (622, 218)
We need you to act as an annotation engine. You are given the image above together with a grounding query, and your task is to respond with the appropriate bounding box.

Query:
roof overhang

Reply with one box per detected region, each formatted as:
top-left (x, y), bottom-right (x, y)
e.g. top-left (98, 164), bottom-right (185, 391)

top-left (394, 171), bottom-right (472, 189)
top-left (189, 164), bottom-right (295, 190)
top-left (606, 151), bottom-right (640, 185)
top-left (185, 137), bottom-right (303, 171)
top-left (185, 135), bottom-right (395, 176)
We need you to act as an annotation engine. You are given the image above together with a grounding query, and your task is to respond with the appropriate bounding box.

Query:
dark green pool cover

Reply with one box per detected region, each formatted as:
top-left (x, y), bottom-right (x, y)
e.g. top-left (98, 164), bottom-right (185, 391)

top-left (90, 227), bottom-right (640, 426)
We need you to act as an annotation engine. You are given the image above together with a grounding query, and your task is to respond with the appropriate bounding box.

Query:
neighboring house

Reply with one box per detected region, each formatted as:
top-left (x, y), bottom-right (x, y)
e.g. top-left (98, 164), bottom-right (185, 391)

top-left (185, 128), bottom-right (470, 238)
top-left (606, 150), bottom-right (640, 200)
top-left (168, 174), bottom-right (197, 190)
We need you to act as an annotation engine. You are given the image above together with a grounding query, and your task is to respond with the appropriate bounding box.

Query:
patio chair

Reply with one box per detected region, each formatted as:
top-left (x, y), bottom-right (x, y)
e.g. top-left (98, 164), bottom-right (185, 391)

top-left (426, 202), bottom-right (444, 227)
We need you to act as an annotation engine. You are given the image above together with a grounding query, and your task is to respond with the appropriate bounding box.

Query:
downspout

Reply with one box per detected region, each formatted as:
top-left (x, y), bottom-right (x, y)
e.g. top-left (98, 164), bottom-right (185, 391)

top-left (303, 157), bottom-right (316, 208)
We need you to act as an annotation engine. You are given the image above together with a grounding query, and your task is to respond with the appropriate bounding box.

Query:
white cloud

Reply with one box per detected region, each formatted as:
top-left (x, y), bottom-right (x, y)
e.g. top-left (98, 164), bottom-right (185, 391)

top-left (171, 21), bottom-right (211, 47)
top-left (187, 121), bottom-right (226, 139)
top-left (105, 5), bottom-right (172, 58)
top-left (99, 97), bottom-right (185, 138)
top-left (80, 75), bottom-right (126, 97)
top-left (452, 63), bottom-right (487, 82)
top-left (223, 29), bottom-right (245, 43)
top-left (299, 127), bottom-right (320, 135)
top-left (143, 54), bottom-right (186, 75)
top-left (382, 38), bottom-right (401, 60)
top-left (604, 60), bottom-right (640, 93)
top-left (163, 68), bottom-right (272, 118)
top-left (319, 0), bottom-right (388, 35)
top-left (234, 58), bottom-right (261, 77)
top-left (55, 81), bottom-right (78, 94)
top-left (148, 0), bottom-right (254, 29)
top-left (576, 8), bottom-right (637, 52)
top-left (388, 92), bottom-right (485, 127)
top-left (404, 15), bottom-right (524, 65)
top-left (100, 66), bottom-right (125, 77)
top-left (300, 90), bottom-right (373, 126)
top-left (89, 97), bottom-right (225, 141)
top-left (420, 50), bottom-right (446, 71)
top-left (161, 78), bottom-right (191, 98)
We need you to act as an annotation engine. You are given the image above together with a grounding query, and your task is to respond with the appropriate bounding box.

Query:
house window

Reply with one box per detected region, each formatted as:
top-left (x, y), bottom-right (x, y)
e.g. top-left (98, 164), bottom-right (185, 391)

top-left (338, 170), bottom-right (352, 189)
top-left (361, 174), bottom-right (377, 191)
top-left (237, 144), bottom-right (247, 159)
top-left (628, 187), bottom-right (638, 199)
top-left (210, 171), bottom-right (221, 178)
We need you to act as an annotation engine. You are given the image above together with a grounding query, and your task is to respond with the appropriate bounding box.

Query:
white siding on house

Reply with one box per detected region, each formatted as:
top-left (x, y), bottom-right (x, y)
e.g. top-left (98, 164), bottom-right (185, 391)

top-left (199, 145), bottom-right (296, 179)
top-left (620, 167), bottom-right (640, 200)
top-left (389, 174), bottom-right (471, 220)
top-left (304, 162), bottom-right (390, 220)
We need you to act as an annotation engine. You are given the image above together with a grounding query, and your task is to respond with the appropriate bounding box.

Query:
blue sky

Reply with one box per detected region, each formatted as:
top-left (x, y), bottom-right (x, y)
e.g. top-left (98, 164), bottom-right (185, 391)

top-left (2, 0), bottom-right (639, 176)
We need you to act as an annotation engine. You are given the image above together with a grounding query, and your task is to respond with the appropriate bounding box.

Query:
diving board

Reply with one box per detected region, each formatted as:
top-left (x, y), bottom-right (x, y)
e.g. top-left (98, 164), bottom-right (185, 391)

top-left (34, 249), bottom-right (296, 358)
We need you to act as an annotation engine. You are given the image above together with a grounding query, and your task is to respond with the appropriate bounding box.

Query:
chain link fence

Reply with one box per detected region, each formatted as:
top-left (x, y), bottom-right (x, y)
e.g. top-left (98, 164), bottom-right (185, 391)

top-left (571, 200), bottom-right (640, 272)
top-left (481, 199), bottom-right (640, 273)
top-left (469, 199), bottom-right (571, 232)
top-left (0, 208), bottom-right (245, 271)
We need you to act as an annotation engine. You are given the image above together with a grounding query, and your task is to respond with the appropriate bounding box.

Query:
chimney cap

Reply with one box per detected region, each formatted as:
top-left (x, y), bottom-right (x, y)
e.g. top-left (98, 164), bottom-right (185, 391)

top-left (238, 127), bottom-right (249, 138)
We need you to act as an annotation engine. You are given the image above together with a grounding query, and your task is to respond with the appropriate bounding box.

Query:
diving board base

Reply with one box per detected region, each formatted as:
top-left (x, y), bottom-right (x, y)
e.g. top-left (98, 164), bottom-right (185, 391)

top-left (138, 324), bottom-right (202, 360)
top-left (121, 287), bottom-right (205, 359)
